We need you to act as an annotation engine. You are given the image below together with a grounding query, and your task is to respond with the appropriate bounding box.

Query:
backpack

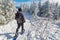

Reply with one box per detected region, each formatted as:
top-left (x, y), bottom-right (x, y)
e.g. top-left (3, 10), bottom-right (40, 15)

top-left (15, 11), bottom-right (25, 23)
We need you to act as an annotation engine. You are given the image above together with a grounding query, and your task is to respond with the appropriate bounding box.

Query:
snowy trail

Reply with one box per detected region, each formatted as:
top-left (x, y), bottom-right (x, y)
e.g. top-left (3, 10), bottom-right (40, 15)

top-left (0, 12), bottom-right (32, 40)
top-left (0, 20), bottom-right (32, 40)
top-left (0, 12), bottom-right (60, 40)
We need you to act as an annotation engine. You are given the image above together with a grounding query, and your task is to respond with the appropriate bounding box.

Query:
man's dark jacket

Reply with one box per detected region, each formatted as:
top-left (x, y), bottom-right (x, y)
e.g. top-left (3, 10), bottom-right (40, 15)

top-left (15, 11), bottom-right (25, 23)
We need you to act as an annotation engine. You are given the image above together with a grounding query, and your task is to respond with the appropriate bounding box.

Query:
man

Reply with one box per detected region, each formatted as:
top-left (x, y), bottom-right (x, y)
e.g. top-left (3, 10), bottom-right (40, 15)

top-left (15, 8), bottom-right (25, 36)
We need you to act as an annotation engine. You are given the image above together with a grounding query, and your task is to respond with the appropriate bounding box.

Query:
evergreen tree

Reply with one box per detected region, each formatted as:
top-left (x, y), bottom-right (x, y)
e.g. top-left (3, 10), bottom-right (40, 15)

top-left (0, 0), bottom-right (16, 24)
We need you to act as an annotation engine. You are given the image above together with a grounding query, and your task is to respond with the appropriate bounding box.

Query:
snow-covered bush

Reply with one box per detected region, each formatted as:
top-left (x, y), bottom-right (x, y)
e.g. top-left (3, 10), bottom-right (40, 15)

top-left (20, 3), bottom-right (30, 13)
top-left (20, 0), bottom-right (60, 20)
top-left (37, 0), bottom-right (60, 20)
top-left (0, 0), bottom-right (16, 25)
top-left (27, 19), bottom-right (60, 40)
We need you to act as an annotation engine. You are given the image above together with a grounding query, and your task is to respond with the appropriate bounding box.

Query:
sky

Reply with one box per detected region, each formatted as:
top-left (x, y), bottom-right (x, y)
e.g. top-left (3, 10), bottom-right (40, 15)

top-left (13, 0), bottom-right (60, 7)
top-left (14, 0), bottom-right (40, 2)
top-left (14, 0), bottom-right (30, 2)
top-left (14, 0), bottom-right (42, 7)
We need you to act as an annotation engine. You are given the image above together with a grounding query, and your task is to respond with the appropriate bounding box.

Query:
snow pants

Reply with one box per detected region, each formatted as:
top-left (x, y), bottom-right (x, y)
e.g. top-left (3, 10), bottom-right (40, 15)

top-left (16, 23), bottom-right (24, 34)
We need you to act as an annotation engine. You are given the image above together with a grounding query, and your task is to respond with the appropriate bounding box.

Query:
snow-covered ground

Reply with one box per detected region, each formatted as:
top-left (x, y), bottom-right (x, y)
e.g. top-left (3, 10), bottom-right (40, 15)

top-left (0, 12), bottom-right (60, 40)
top-left (0, 12), bottom-right (32, 40)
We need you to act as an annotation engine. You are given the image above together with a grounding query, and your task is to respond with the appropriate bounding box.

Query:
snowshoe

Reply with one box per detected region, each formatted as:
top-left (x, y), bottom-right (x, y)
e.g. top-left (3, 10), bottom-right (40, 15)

top-left (13, 36), bottom-right (18, 40)
top-left (13, 33), bottom-right (18, 40)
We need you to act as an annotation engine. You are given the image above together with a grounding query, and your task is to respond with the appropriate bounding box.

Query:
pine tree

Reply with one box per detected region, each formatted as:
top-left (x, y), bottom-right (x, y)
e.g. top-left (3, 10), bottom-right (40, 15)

top-left (0, 0), bottom-right (16, 25)
top-left (38, 0), bottom-right (42, 16)
top-left (39, 0), bottom-right (49, 17)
